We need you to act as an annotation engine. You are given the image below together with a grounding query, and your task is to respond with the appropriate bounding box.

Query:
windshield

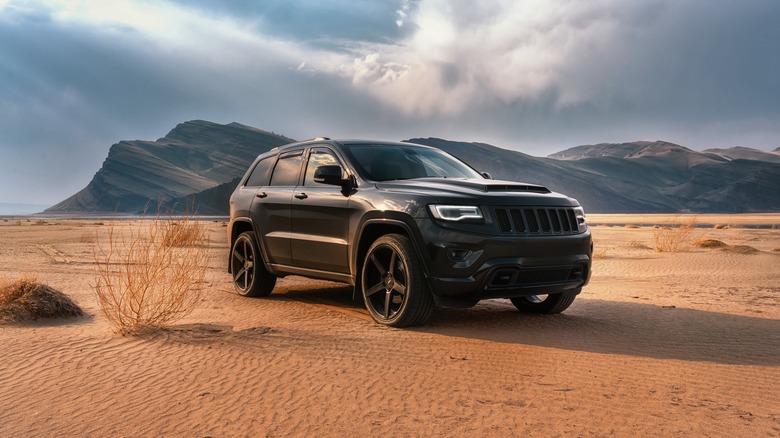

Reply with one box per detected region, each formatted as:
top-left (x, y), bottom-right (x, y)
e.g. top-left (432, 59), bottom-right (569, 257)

top-left (342, 144), bottom-right (483, 181)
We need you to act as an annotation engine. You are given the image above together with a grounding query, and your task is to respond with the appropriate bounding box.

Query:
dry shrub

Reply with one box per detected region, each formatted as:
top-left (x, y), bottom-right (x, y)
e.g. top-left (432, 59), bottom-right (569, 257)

top-left (79, 231), bottom-right (96, 243)
top-left (628, 240), bottom-right (652, 250)
top-left (624, 224), bottom-right (639, 229)
top-left (93, 213), bottom-right (209, 335)
top-left (727, 245), bottom-right (759, 255)
top-left (0, 275), bottom-right (83, 322)
top-left (593, 246), bottom-right (608, 258)
top-left (771, 247), bottom-right (780, 252)
top-left (32, 219), bottom-right (47, 226)
top-left (160, 218), bottom-right (208, 248)
top-left (653, 216), bottom-right (698, 253)
top-left (693, 239), bottom-right (728, 249)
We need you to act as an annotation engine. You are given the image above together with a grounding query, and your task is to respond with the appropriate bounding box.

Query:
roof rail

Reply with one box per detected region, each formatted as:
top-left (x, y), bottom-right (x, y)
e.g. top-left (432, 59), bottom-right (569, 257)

top-left (302, 137), bottom-right (330, 142)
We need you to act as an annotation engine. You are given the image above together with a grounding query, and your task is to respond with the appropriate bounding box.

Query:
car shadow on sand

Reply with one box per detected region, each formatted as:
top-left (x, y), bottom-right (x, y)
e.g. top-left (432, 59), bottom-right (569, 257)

top-left (279, 284), bottom-right (780, 366)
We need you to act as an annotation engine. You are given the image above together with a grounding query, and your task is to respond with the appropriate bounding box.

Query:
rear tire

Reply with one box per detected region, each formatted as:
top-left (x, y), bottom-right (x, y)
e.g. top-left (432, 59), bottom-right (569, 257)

top-left (230, 231), bottom-right (276, 297)
top-left (361, 234), bottom-right (434, 327)
top-left (510, 289), bottom-right (580, 314)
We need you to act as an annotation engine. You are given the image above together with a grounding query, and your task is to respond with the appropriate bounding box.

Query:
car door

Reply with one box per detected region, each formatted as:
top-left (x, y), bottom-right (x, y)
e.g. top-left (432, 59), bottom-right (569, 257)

top-left (290, 147), bottom-right (350, 273)
top-left (250, 149), bottom-right (304, 266)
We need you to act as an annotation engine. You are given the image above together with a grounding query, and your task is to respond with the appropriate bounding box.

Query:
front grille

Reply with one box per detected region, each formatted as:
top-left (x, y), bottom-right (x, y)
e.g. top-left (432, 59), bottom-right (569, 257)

top-left (494, 207), bottom-right (580, 235)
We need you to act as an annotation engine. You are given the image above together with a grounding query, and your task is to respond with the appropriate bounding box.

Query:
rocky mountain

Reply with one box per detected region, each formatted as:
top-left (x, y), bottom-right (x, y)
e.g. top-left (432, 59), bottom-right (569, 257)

top-left (46, 121), bottom-right (293, 213)
top-left (703, 146), bottom-right (780, 164)
top-left (47, 121), bottom-right (780, 214)
top-left (409, 138), bottom-right (780, 213)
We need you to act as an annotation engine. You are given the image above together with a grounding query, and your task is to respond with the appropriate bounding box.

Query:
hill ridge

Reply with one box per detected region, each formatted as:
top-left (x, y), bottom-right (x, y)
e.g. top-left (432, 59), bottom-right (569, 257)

top-left (46, 123), bottom-right (780, 214)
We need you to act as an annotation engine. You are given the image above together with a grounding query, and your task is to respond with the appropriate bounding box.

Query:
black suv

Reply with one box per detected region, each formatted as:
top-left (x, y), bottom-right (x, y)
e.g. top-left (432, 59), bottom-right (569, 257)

top-left (228, 139), bottom-right (591, 327)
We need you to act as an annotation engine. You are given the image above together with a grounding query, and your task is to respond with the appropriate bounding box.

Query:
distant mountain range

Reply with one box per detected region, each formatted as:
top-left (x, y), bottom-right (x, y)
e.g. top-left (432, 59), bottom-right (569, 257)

top-left (45, 121), bottom-right (780, 214)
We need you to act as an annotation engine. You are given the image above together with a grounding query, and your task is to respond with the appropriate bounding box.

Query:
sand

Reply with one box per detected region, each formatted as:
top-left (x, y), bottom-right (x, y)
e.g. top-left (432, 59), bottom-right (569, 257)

top-left (0, 216), bottom-right (778, 436)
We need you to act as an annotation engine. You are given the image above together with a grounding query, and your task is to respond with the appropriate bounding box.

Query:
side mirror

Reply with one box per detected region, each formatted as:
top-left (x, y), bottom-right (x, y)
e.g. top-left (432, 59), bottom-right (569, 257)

top-left (313, 165), bottom-right (348, 186)
top-left (481, 172), bottom-right (492, 180)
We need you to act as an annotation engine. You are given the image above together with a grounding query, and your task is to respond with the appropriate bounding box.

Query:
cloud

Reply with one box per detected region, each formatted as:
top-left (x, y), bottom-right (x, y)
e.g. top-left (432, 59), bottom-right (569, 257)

top-left (331, 0), bottom-right (780, 126)
top-left (395, 0), bottom-right (411, 27)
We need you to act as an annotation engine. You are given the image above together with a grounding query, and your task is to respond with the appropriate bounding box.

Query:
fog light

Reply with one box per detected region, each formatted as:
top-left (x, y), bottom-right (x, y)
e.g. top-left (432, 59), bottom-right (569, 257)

top-left (447, 248), bottom-right (472, 261)
top-left (491, 269), bottom-right (515, 286)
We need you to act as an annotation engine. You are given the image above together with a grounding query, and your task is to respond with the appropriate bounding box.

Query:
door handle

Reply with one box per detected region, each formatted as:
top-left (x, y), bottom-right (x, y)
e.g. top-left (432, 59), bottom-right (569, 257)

top-left (256, 192), bottom-right (268, 198)
top-left (294, 192), bottom-right (308, 200)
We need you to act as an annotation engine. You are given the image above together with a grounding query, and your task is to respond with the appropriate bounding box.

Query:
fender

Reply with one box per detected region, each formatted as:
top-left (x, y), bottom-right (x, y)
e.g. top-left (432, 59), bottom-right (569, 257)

top-left (227, 217), bottom-right (274, 271)
top-left (353, 215), bottom-right (433, 284)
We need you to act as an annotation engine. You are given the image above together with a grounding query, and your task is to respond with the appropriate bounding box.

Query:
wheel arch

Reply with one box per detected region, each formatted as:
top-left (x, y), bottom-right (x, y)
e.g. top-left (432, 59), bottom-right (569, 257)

top-left (228, 218), bottom-right (255, 273)
top-left (354, 218), bottom-right (431, 287)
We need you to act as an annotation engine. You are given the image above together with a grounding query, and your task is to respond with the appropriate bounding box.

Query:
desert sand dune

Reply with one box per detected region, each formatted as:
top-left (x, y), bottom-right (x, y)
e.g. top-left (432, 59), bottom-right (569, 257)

top-left (0, 217), bottom-right (778, 436)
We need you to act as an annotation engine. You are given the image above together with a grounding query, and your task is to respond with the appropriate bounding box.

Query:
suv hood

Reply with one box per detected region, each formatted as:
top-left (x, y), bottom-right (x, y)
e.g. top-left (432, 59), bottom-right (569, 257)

top-left (376, 178), bottom-right (579, 207)
top-left (374, 178), bottom-right (578, 206)
top-left (376, 178), bottom-right (548, 193)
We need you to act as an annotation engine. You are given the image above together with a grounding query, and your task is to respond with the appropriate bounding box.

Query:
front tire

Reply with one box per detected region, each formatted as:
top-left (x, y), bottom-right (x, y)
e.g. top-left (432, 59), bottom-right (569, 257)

top-left (510, 288), bottom-right (580, 314)
top-left (361, 234), bottom-right (433, 327)
top-left (230, 231), bottom-right (276, 297)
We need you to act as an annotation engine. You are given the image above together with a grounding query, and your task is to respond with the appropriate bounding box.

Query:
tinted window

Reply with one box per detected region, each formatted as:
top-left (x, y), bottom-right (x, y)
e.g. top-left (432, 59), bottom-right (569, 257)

top-left (245, 157), bottom-right (274, 187)
top-left (304, 148), bottom-right (340, 186)
top-left (342, 144), bottom-right (482, 181)
top-left (270, 152), bottom-right (303, 186)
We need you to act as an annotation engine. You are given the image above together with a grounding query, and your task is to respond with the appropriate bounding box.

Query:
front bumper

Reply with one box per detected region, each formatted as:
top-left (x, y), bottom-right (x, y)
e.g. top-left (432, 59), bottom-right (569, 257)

top-left (415, 219), bottom-right (592, 302)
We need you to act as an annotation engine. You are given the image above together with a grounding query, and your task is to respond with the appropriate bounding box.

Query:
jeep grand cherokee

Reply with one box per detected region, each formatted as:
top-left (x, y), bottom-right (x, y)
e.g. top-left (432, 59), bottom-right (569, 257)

top-left (228, 139), bottom-right (592, 327)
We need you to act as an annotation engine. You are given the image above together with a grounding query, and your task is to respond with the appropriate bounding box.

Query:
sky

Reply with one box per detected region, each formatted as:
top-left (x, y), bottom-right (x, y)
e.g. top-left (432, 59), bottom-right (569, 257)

top-left (1, 0), bottom-right (779, 205)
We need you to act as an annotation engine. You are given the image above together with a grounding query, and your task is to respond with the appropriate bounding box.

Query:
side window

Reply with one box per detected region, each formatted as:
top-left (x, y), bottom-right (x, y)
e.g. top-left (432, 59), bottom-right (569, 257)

top-left (269, 152), bottom-right (303, 186)
top-left (304, 148), bottom-right (341, 186)
top-left (245, 157), bottom-right (274, 187)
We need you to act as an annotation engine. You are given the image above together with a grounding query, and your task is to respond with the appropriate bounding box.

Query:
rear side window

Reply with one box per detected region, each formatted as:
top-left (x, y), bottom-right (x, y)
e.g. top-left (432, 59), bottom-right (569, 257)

top-left (245, 157), bottom-right (274, 187)
top-left (270, 152), bottom-right (303, 186)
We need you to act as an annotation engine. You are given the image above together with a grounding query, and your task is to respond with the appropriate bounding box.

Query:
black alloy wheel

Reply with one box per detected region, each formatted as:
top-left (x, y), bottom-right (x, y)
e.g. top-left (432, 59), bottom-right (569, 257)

top-left (231, 231), bottom-right (276, 297)
top-left (361, 234), bottom-right (433, 327)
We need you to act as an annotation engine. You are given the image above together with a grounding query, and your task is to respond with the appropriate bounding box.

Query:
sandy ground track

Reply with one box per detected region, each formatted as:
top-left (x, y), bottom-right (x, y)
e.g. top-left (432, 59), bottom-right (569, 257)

top-left (0, 217), bottom-right (778, 436)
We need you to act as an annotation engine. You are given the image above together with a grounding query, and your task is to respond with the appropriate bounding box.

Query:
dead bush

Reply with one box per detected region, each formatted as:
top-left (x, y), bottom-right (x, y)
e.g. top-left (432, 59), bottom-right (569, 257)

top-left (653, 216), bottom-right (698, 253)
top-left (0, 275), bottom-right (83, 322)
top-left (693, 239), bottom-right (728, 249)
top-left (727, 245), bottom-right (759, 255)
top-left (79, 231), bottom-right (96, 243)
top-left (93, 213), bottom-right (209, 335)
top-left (160, 218), bottom-right (208, 248)
top-left (624, 224), bottom-right (639, 229)
top-left (628, 240), bottom-right (652, 250)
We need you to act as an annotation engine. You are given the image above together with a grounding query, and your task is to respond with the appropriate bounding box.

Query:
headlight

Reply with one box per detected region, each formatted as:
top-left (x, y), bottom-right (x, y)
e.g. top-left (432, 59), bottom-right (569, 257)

top-left (429, 205), bottom-right (484, 222)
top-left (573, 206), bottom-right (587, 231)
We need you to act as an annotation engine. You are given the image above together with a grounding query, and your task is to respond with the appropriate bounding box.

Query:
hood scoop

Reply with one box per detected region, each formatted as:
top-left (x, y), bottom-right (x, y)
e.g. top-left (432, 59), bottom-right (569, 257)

top-left (483, 183), bottom-right (550, 193)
